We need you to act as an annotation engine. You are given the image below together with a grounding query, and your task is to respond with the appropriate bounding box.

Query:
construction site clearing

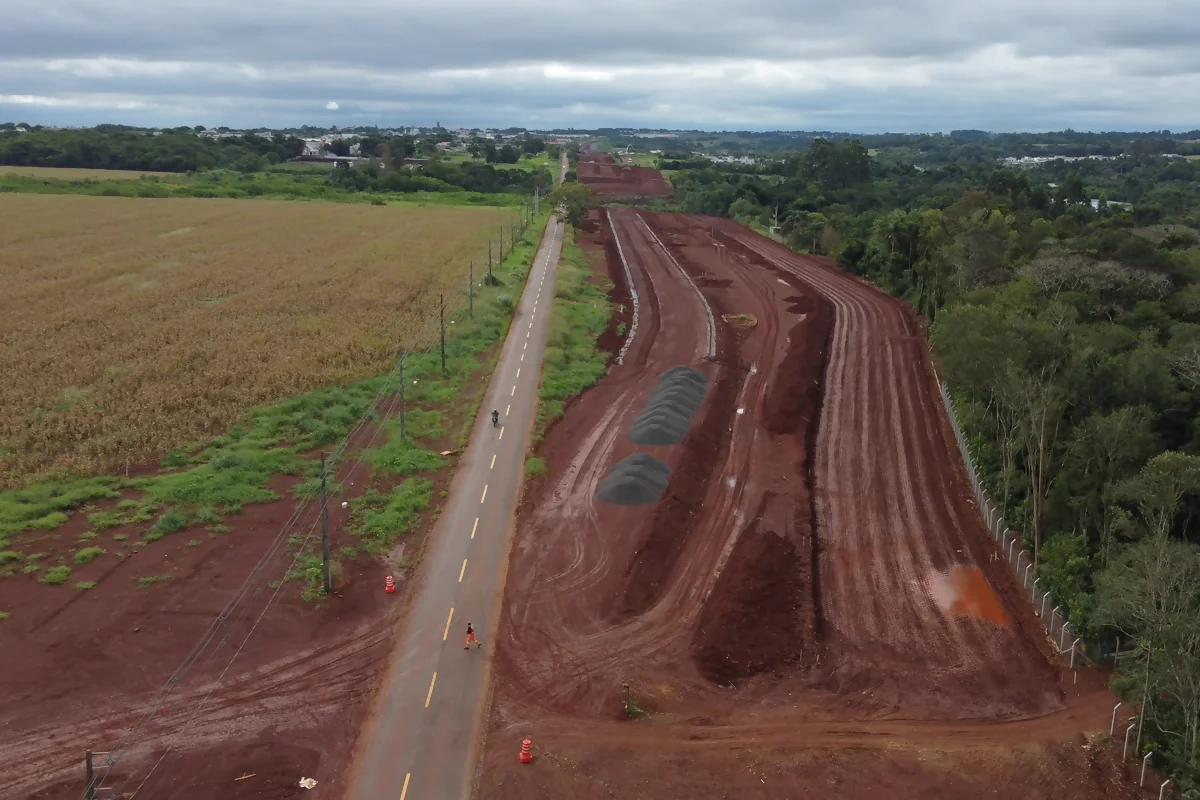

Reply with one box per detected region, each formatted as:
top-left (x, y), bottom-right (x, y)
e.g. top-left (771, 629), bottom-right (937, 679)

top-left (475, 206), bottom-right (1150, 800)
top-left (0, 157), bottom-right (1157, 800)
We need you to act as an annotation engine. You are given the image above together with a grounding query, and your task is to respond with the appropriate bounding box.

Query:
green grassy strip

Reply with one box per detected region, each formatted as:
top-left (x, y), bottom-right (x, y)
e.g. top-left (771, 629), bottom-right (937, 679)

top-left (533, 227), bottom-right (613, 443)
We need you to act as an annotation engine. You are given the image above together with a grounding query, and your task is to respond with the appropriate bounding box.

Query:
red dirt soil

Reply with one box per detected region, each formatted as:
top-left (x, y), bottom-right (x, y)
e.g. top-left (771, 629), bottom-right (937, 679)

top-left (576, 147), bottom-right (672, 198)
top-left (0, 391), bottom-right (461, 800)
top-left (477, 212), bottom-right (1151, 799)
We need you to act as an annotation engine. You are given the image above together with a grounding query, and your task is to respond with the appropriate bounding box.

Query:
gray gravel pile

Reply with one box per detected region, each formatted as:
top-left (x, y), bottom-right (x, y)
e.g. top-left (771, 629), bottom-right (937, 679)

top-left (628, 366), bottom-right (708, 446)
top-left (595, 454), bottom-right (671, 505)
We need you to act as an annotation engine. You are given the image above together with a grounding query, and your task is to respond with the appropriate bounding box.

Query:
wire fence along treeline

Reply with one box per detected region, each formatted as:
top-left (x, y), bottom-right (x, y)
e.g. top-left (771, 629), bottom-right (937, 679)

top-left (82, 199), bottom-right (547, 800)
top-left (935, 373), bottom-right (1177, 799)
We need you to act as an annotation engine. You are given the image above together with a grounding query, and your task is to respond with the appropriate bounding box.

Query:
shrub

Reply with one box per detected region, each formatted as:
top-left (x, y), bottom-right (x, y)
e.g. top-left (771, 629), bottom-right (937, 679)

top-left (40, 566), bottom-right (71, 585)
top-left (74, 581), bottom-right (96, 591)
top-left (147, 508), bottom-right (188, 540)
top-left (73, 547), bottom-right (106, 565)
top-left (0, 551), bottom-right (20, 564)
top-left (525, 457), bottom-right (548, 478)
top-left (496, 295), bottom-right (514, 312)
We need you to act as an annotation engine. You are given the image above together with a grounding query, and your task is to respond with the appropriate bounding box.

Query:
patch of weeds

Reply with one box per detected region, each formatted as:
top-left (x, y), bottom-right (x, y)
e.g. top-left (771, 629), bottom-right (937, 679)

top-left (147, 508), bottom-right (188, 540)
top-left (40, 566), bottom-right (71, 585)
top-left (73, 546), bottom-right (106, 565)
top-left (525, 456), bottom-right (548, 478)
top-left (624, 698), bottom-right (646, 719)
top-left (221, 502), bottom-right (243, 516)
top-left (193, 506), bottom-right (222, 526)
top-left (340, 546), bottom-right (359, 558)
top-left (77, 531), bottom-right (100, 542)
top-left (88, 511), bottom-right (123, 530)
top-left (116, 499), bottom-right (139, 511)
top-left (162, 448), bottom-right (192, 468)
top-left (137, 574), bottom-right (173, 588)
top-left (206, 523), bottom-right (230, 534)
top-left (22, 563), bottom-right (40, 575)
top-left (367, 440), bottom-right (446, 477)
top-left (74, 581), bottom-right (97, 591)
top-left (299, 554), bottom-right (344, 602)
top-left (0, 551), bottom-right (21, 564)
top-left (135, 448), bottom-right (293, 509)
top-left (0, 477), bottom-right (120, 539)
top-left (0, 611), bottom-right (9, 620)
top-left (113, 534), bottom-right (128, 542)
top-left (350, 479), bottom-right (434, 554)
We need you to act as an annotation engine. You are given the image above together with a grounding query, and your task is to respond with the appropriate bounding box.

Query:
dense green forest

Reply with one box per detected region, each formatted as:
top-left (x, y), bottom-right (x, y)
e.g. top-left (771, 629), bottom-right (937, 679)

top-left (670, 135), bottom-right (1200, 790)
top-left (0, 124), bottom-right (306, 172)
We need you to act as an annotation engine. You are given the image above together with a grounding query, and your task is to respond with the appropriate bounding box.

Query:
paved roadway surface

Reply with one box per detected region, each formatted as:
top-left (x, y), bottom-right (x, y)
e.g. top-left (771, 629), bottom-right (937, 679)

top-left (346, 189), bottom-right (565, 800)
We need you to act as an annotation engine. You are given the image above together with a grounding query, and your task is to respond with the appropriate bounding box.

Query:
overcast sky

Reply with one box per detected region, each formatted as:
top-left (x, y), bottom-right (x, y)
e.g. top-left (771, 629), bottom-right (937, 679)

top-left (3, 0), bottom-right (1198, 132)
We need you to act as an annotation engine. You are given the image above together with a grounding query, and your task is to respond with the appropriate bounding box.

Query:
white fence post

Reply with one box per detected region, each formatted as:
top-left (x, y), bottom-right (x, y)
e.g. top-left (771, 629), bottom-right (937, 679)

top-left (1160, 779), bottom-right (1171, 799)
top-left (1060, 621), bottom-right (1071, 651)
top-left (1008, 538), bottom-right (1016, 562)
top-left (1031, 577), bottom-right (1040, 602)
top-left (1023, 561), bottom-right (1033, 587)
top-left (1040, 592), bottom-right (1049, 619)
top-left (1110, 702), bottom-right (1122, 735)
top-left (1141, 752), bottom-right (1152, 787)
top-left (1070, 636), bottom-right (1081, 669)
top-left (1124, 723), bottom-right (1136, 759)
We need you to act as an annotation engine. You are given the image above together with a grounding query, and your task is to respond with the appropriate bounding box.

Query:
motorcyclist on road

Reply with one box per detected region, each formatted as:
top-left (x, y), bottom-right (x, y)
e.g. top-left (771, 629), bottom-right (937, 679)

top-left (491, 409), bottom-right (499, 427)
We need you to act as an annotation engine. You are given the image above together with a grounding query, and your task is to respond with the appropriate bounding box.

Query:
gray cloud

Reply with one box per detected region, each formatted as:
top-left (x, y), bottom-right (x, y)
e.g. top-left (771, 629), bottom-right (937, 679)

top-left (2, 0), bottom-right (1199, 131)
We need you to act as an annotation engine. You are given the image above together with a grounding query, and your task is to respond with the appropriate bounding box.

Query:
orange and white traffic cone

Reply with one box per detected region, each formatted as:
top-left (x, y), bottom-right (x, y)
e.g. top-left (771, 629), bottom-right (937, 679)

top-left (384, 576), bottom-right (395, 594)
top-left (519, 738), bottom-right (533, 764)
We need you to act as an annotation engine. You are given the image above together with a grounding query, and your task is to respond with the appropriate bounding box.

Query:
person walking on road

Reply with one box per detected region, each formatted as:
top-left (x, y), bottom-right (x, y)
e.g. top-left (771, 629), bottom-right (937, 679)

top-left (464, 621), bottom-right (482, 650)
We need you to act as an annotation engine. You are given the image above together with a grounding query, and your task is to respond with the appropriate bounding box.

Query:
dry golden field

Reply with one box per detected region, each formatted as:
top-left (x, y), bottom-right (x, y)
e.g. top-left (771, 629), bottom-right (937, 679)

top-left (0, 166), bottom-right (175, 180)
top-left (0, 194), bottom-right (504, 487)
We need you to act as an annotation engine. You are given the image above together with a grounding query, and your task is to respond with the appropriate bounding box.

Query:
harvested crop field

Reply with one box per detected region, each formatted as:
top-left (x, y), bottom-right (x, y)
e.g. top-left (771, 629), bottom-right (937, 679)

top-left (478, 209), bottom-right (1142, 799)
top-left (0, 165), bottom-right (175, 180)
top-left (576, 145), bottom-right (671, 198)
top-left (0, 194), bottom-right (503, 487)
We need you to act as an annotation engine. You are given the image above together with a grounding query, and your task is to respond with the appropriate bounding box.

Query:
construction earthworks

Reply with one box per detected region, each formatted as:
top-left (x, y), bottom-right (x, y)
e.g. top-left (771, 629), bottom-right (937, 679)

top-left (476, 207), bottom-right (1147, 800)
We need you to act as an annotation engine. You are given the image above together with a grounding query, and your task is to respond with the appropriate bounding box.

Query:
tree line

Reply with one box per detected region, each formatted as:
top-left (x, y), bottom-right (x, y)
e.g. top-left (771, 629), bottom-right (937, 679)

top-left (0, 126), bottom-right (305, 172)
top-left (671, 136), bottom-right (1200, 790)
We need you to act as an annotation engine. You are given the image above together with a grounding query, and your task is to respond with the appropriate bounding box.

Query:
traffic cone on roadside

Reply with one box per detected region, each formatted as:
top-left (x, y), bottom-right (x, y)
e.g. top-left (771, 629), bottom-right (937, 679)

top-left (384, 576), bottom-right (395, 594)
top-left (519, 738), bottom-right (533, 764)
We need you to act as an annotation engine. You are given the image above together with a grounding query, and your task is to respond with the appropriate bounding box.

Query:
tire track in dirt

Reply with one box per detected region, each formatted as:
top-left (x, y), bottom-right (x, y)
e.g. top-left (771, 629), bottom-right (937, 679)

top-left (714, 223), bottom-right (1060, 714)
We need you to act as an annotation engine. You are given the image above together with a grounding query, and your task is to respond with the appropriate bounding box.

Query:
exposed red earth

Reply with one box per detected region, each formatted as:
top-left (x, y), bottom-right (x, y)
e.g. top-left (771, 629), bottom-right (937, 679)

top-left (476, 209), bottom-right (1149, 799)
top-left (1, 391), bottom-right (452, 800)
top-left (576, 146), bottom-right (672, 198)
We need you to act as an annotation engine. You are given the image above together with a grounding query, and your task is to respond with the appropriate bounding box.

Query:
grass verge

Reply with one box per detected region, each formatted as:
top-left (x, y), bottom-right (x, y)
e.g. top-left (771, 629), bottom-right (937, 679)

top-left (534, 226), bottom-right (612, 442)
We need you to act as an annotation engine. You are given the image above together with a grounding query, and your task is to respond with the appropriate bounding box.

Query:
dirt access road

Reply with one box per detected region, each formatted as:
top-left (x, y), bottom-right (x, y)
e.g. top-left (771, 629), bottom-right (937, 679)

top-left (475, 210), bottom-right (1144, 800)
top-left (576, 144), bottom-right (671, 198)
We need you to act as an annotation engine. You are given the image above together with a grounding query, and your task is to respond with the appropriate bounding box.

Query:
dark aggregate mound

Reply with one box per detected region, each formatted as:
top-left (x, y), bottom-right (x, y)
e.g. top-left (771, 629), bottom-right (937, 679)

top-left (596, 453), bottom-right (671, 505)
top-left (628, 366), bottom-right (708, 446)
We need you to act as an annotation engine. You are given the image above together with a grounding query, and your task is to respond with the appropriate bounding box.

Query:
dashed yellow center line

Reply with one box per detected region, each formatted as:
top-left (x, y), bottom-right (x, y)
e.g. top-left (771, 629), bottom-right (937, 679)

top-left (511, 385), bottom-right (517, 396)
top-left (471, 517), bottom-right (479, 538)
top-left (506, 404), bottom-right (510, 415)
top-left (459, 559), bottom-right (467, 582)
top-left (521, 353), bottom-right (525, 362)
top-left (490, 454), bottom-right (496, 469)
top-left (400, 773), bottom-right (411, 800)
top-left (516, 368), bottom-right (521, 378)
top-left (425, 672), bottom-right (437, 707)
top-left (481, 485), bottom-right (488, 503)
top-left (499, 426), bottom-right (504, 440)
top-left (443, 607), bottom-right (454, 641)
top-left (524, 342), bottom-right (527, 350)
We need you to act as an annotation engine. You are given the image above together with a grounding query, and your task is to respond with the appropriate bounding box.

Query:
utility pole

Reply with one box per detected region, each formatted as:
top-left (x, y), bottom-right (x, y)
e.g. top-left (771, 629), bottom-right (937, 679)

top-left (534, 187), bottom-right (540, 217)
top-left (469, 260), bottom-right (474, 318)
top-left (85, 750), bottom-right (95, 800)
top-left (320, 452), bottom-right (331, 595)
top-left (398, 360), bottom-right (406, 440)
top-left (439, 294), bottom-right (447, 374)
top-left (488, 240), bottom-right (493, 281)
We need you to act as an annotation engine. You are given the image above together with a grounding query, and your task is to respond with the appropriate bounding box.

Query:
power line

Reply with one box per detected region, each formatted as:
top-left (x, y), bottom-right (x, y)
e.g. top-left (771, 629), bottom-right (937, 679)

top-left (84, 195), bottom-right (541, 799)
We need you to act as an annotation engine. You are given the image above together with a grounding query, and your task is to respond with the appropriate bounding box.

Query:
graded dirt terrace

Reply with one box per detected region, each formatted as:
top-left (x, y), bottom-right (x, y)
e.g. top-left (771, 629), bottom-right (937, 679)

top-left (576, 147), bottom-right (672, 198)
top-left (477, 211), bottom-right (1142, 799)
top-left (0, 194), bottom-right (502, 486)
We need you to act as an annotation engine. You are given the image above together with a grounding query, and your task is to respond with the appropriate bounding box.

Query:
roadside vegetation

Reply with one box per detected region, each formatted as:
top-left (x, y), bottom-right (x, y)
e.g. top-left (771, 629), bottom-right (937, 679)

top-left (0, 195), bottom-right (549, 604)
top-left (671, 130), bottom-right (1200, 791)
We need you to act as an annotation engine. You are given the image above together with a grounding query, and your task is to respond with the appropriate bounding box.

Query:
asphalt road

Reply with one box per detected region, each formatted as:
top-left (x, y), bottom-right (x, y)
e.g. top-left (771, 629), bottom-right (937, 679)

top-left (345, 191), bottom-right (565, 800)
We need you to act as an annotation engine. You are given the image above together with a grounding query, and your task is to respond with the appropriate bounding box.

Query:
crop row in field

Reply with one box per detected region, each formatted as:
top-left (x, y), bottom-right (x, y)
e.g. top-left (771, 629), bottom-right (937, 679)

top-left (0, 194), bottom-right (506, 489)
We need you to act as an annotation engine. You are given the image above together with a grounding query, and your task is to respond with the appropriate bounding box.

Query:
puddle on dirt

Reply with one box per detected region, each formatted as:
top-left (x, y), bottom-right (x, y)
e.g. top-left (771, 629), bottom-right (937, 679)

top-left (926, 565), bottom-right (1010, 627)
